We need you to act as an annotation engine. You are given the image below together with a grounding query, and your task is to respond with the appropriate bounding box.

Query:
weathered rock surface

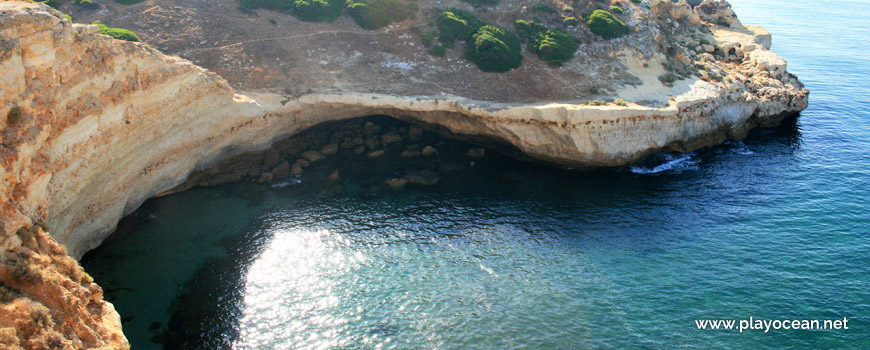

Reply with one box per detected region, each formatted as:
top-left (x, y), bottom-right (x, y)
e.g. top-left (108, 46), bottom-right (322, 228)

top-left (0, 0), bottom-right (807, 348)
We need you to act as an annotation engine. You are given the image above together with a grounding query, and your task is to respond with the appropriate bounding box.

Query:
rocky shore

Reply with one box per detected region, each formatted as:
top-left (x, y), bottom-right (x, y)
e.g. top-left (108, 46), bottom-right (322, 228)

top-left (0, 0), bottom-right (807, 348)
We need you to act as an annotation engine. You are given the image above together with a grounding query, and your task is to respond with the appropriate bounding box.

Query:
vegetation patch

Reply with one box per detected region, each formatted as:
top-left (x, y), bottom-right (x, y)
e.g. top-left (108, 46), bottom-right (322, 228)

top-left (515, 20), bottom-right (577, 64)
top-left (347, 0), bottom-right (415, 30)
top-left (411, 26), bottom-right (435, 46)
top-left (610, 6), bottom-right (623, 14)
top-left (93, 21), bottom-right (140, 42)
top-left (563, 16), bottom-right (579, 27)
top-left (432, 9), bottom-right (522, 72)
top-left (586, 9), bottom-right (629, 39)
top-left (436, 8), bottom-right (483, 46)
top-left (465, 24), bottom-right (523, 72)
top-left (461, 0), bottom-right (499, 6)
top-left (531, 4), bottom-right (558, 15)
top-left (239, 0), bottom-right (345, 22)
top-left (427, 44), bottom-right (446, 57)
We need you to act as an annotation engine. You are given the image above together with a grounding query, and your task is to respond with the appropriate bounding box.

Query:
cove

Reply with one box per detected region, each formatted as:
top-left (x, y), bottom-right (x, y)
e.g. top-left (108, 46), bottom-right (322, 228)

top-left (81, 115), bottom-right (868, 349)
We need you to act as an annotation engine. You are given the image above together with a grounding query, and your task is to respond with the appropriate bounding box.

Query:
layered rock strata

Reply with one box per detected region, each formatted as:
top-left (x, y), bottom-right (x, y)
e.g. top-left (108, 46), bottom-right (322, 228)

top-left (0, 0), bottom-right (806, 348)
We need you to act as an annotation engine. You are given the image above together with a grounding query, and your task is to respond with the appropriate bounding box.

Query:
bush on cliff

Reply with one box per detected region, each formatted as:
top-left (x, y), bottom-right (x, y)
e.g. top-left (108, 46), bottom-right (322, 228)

top-left (436, 8), bottom-right (483, 45)
top-left (347, 0), bottom-right (414, 30)
top-left (465, 24), bottom-right (523, 72)
top-left (74, 0), bottom-right (99, 9)
top-left (290, 0), bottom-right (344, 22)
top-left (92, 21), bottom-right (140, 42)
top-left (461, 0), bottom-right (498, 6)
top-left (238, 0), bottom-right (344, 22)
top-left (515, 20), bottom-right (577, 64)
top-left (586, 9), bottom-right (629, 39)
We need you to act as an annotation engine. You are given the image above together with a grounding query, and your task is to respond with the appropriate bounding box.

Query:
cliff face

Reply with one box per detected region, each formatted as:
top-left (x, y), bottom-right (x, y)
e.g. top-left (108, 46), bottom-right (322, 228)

top-left (0, 0), bottom-right (806, 348)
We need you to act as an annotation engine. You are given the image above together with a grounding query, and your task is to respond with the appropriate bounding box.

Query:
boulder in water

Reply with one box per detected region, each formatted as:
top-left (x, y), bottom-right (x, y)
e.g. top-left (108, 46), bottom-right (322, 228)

top-left (422, 146), bottom-right (438, 156)
top-left (272, 161), bottom-right (291, 178)
top-left (405, 170), bottom-right (439, 186)
top-left (320, 144), bottom-right (339, 156)
top-left (401, 149), bottom-right (421, 158)
top-left (465, 148), bottom-right (486, 158)
top-left (301, 150), bottom-right (326, 163)
top-left (385, 177), bottom-right (408, 189)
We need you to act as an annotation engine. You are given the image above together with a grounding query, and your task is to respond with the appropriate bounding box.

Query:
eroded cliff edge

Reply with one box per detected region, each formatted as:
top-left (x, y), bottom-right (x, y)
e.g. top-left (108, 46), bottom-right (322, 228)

top-left (1, 0), bottom-right (806, 348)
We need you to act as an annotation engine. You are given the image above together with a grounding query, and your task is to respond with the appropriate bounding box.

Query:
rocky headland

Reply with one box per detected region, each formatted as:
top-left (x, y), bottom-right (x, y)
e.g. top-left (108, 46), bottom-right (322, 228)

top-left (0, 0), bottom-right (806, 348)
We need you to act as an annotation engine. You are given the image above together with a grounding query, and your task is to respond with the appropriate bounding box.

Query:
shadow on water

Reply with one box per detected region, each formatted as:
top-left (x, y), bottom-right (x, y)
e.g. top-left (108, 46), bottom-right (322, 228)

top-left (158, 216), bottom-right (274, 349)
top-left (84, 113), bottom-right (806, 349)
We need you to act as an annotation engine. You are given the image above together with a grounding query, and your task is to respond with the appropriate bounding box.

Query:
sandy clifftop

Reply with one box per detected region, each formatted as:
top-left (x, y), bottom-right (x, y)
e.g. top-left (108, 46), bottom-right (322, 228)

top-left (0, 0), bottom-right (806, 348)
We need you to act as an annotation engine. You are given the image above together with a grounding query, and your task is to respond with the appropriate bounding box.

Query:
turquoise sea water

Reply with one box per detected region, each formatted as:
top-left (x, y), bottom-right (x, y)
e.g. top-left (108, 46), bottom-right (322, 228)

top-left (82, 1), bottom-right (870, 349)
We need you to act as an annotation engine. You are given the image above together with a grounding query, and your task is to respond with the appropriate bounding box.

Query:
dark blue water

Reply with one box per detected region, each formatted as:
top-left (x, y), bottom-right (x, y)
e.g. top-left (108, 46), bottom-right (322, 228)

top-left (82, 1), bottom-right (870, 349)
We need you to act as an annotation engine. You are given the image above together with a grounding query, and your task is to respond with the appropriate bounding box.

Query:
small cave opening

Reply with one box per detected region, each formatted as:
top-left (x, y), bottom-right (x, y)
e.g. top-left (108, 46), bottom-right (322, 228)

top-left (167, 114), bottom-right (532, 194)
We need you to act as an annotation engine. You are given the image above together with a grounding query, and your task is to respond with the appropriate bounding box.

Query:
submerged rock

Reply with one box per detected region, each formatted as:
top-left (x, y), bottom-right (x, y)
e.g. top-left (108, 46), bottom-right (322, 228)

top-left (367, 150), bottom-right (385, 158)
top-left (465, 148), bottom-right (486, 158)
top-left (438, 162), bottom-right (462, 173)
top-left (422, 146), bottom-right (439, 156)
top-left (385, 177), bottom-right (408, 189)
top-left (401, 149), bottom-right (421, 158)
top-left (262, 151), bottom-right (283, 168)
top-left (257, 172), bottom-right (273, 183)
top-left (363, 121), bottom-right (381, 136)
top-left (301, 150), bottom-right (326, 163)
top-left (320, 144), bottom-right (339, 156)
top-left (272, 161), bottom-right (291, 179)
top-left (327, 170), bottom-right (340, 181)
top-left (364, 138), bottom-right (379, 150)
top-left (405, 170), bottom-right (440, 186)
top-left (381, 133), bottom-right (403, 146)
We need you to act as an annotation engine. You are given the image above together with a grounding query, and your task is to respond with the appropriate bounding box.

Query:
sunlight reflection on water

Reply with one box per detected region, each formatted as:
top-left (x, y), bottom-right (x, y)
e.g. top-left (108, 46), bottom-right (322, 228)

top-left (234, 229), bottom-right (370, 349)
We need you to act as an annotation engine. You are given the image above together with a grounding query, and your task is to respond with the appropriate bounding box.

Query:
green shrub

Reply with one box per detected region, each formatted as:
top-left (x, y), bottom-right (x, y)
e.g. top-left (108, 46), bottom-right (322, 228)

top-left (347, 0), bottom-right (414, 30)
top-left (93, 21), bottom-right (140, 42)
top-left (610, 6), bottom-right (623, 14)
top-left (40, 0), bottom-right (61, 8)
top-left (412, 26), bottom-right (435, 46)
top-left (515, 20), bottom-right (576, 64)
top-left (586, 9), bottom-right (629, 39)
top-left (465, 24), bottom-right (522, 72)
top-left (289, 0), bottom-right (344, 22)
top-left (631, 0), bottom-right (642, 4)
top-left (563, 16), bottom-right (579, 26)
top-left (74, 0), bottom-right (99, 9)
top-left (428, 44), bottom-right (446, 57)
top-left (436, 8), bottom-right (482, 45)
top-left (658, 72), bottom-right (677, 83)
top-left (531, 4), bottom-right (557, 15)
top-left (239, 0), bottom-right (344, 22)
top-left (461, 0), bottom-right (498, 6)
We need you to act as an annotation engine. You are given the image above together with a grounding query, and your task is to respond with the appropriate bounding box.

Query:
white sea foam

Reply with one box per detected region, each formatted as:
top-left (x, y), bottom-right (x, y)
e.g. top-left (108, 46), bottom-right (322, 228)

top-left (630, 154), bottom-right (699, 174)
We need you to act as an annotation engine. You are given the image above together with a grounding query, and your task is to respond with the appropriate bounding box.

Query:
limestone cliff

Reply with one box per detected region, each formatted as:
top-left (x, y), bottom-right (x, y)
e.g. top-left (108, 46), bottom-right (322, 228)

top-left (0, 0), bottom-right (806, 348)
